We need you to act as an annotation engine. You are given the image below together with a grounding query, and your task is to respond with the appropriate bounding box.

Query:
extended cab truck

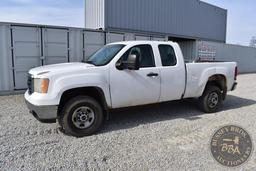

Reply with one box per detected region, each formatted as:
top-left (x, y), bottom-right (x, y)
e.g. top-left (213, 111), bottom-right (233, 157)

top-left (25, 41), bottom-right (238, 137)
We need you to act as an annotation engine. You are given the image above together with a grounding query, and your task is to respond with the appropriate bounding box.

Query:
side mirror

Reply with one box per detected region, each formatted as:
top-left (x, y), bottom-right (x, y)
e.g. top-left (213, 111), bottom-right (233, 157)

top-left (116, 60), bottom-right (124, 70)
top-left (116, 54), bottom-right (140, 70)
top-left (125, 54), bottom-right (140, 70)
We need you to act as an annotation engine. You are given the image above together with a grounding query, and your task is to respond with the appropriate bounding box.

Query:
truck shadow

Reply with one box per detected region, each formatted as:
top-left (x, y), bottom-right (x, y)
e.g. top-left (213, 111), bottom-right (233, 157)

top-left (101, 95), bottom-right (256, 133)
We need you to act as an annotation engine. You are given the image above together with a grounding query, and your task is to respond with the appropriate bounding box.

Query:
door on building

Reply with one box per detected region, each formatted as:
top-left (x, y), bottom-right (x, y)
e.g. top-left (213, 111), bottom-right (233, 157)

top-left (11, 26), bottom-right (42, 89)
top-left (42, 28), bottom-right (69, 65)
top-left (11, 26), bottom-right (70, 89)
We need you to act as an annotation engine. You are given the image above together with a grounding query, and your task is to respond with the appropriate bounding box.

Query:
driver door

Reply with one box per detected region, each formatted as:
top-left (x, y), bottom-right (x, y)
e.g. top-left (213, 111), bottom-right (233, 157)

top-left (110, 44), bottom-right (161, 108)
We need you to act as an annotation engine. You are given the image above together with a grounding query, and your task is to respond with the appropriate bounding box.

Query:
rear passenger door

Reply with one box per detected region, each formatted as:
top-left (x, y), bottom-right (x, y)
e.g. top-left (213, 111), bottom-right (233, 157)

top-left (158, 44), bottom-right (186, 102)
top-left (110, 44), bottom-right (161, 108)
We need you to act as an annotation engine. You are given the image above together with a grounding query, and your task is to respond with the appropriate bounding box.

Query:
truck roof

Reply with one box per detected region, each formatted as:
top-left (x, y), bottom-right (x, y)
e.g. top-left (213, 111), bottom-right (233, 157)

top-left (109, 40), bottom-right (177, 46)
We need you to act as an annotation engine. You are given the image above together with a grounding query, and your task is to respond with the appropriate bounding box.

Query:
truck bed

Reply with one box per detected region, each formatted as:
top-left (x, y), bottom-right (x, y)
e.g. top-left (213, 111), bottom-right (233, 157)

top-left (184, 62), bottom-right (237, 98)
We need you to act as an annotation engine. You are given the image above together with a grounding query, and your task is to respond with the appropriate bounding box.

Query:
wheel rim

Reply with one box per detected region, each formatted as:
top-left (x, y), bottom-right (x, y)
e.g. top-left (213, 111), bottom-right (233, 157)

top-left (207, 92), bottom-right (219, 108)
top-left (72, 106), bottom-right (95, 129)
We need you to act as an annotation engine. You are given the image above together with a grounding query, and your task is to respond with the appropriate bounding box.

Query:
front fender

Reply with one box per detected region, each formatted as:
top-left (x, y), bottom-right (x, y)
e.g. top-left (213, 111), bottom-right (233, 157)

top-left (48, 73), bottom-right (111, 107)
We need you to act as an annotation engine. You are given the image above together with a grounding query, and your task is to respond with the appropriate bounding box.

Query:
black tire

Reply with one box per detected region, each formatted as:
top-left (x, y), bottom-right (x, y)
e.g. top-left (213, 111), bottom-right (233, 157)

top-left (198, 85), bottom-right (223, 113)
top-left (59, 96), bottom-right (103, 137)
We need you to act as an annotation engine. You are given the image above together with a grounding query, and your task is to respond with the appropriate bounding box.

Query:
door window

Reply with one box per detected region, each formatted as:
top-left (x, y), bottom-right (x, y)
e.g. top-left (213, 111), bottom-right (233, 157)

top-left (120, 45), bottom-right (155, 68)
top-left (158, 45), bottom-right (177, 66)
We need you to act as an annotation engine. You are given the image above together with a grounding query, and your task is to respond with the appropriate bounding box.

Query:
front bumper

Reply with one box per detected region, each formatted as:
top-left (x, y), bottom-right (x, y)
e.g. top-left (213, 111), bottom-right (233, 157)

top-left (231, 82), bottom-right (238, 91)
top-left (25, 99), bottom-right (58, 123)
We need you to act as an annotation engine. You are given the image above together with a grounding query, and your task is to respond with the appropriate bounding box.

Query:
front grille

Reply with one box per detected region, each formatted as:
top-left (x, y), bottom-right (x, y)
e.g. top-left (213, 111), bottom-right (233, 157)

top-left (27, 74), bottom-right (34, 94)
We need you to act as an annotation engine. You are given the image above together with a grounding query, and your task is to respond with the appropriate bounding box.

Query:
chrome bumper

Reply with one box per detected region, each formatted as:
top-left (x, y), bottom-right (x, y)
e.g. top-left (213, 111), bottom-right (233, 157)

top-left (25, 99), bottom-right (58, 123)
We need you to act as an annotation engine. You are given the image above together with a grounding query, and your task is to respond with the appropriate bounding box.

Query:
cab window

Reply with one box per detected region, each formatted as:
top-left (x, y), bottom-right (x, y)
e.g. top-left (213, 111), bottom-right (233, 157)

top-left (158, 45), bottom-right (177, 66)
top-left (120, 45), bottom-right (155, 68)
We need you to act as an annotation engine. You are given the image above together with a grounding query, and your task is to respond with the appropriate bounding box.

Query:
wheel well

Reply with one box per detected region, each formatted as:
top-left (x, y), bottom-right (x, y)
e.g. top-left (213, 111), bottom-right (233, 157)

top-left (206, 74), bottom-right (227, 99)
top-left (58, 87), bottom-right (108, 117)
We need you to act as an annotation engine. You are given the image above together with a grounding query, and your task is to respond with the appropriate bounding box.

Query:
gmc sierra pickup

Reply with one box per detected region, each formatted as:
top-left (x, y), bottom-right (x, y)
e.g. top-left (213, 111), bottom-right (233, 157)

top-left (25, 41), bottom-right (238, 137)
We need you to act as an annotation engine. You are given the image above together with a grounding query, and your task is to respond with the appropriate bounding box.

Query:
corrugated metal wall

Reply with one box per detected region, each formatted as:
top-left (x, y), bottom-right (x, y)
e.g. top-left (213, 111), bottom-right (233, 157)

top-left (0, 23), bottom-right (88, 90)
top-left (85, 0), bottom-right (227, 42)
top-left (83, 31), bottom-right (105, 60)
top-left (106, 32), bottom-right (125, 44)
top-left (0, 24), bottom-right (13, 92)
top-left (11, 26), bottom-right (42, 89)
top-left (85, 0), bottom-right (105, 29)
top-left (196, 41), bottom-right (256, 73)
top-left (178, 41), bottom-right (197, 62)
top-left (69, 29), bottom-right (84, 62)
top-left (42, 28), bottom-right (70, 65)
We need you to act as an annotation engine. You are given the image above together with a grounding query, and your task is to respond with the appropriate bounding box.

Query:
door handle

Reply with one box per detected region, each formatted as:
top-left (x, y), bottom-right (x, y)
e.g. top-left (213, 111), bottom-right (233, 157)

top-left (147, 72), bottom-right (159, 77)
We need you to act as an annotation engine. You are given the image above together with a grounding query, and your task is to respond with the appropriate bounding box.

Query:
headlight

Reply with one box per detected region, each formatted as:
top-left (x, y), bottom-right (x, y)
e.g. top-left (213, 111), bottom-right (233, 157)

top-left (33, 78), bottom-right (49, 93)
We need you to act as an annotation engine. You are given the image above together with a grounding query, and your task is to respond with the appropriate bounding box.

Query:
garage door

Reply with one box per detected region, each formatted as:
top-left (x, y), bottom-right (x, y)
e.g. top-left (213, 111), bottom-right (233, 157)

top-left (11, 26), bottom-right (42, 89)
top-left (83, 31), bottom-right (105, 60)
top-left (42, 28), bottom-right (69, 65)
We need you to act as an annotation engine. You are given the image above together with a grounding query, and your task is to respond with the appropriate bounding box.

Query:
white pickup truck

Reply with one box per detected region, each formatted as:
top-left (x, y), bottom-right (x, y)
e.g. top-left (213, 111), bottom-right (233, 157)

top-left (25, 41), bottom-right (237, 137)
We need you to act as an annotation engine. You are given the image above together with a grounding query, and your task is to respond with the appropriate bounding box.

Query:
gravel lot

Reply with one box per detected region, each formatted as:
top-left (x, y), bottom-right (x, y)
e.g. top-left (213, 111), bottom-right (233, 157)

top-left (0, 74), bottom-right (256, 171)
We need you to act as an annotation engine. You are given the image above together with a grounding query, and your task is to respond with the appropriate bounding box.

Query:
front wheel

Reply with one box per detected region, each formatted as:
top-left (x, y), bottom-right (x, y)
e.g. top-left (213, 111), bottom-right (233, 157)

top-left (198, 85), bottom-right (223, 113)
top-left (59, 96), bottom-right (104, 137)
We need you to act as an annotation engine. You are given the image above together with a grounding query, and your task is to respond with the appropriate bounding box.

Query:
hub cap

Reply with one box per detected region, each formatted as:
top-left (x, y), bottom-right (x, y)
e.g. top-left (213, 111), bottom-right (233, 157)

top-left (72, 106), bottom-right (95, 129)
top-left (208, 92), bottom-right (219, 108)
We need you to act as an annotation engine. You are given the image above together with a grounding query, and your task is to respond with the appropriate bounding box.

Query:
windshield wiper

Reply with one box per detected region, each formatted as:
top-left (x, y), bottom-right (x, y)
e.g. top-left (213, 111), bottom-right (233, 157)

top-left (85, 61), bottom-right (96, 66)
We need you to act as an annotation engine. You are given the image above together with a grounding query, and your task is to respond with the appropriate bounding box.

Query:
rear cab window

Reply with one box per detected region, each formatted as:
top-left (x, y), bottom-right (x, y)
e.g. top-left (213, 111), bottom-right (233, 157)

top-left (158, 45), bottom-right (177, 66)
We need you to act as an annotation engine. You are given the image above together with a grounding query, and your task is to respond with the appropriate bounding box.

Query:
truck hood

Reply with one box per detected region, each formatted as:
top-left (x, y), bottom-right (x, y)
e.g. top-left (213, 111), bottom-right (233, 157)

top-left (29, 62), bottom-right (94, 76)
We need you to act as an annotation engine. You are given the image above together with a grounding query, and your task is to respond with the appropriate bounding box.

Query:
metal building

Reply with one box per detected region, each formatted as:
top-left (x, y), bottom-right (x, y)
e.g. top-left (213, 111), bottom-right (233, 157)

top-left (85, 0), bottom-right (227, 42)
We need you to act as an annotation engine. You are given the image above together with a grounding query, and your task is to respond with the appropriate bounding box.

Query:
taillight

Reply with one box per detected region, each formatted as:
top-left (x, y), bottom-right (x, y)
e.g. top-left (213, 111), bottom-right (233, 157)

top-left (234, 66), bottom-right (238, 80)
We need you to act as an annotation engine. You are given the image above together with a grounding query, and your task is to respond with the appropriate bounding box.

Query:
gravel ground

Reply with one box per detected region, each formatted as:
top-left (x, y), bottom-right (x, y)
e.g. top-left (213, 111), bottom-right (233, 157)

top-left (0, 74), bottom-right (256, 171)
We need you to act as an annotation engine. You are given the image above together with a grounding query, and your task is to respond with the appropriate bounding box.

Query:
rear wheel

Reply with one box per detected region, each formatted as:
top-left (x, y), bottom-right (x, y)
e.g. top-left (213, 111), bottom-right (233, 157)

top-left (198, 85), bottom-right (223, 113)
top-left (59, 96), bottom-right (103, 137)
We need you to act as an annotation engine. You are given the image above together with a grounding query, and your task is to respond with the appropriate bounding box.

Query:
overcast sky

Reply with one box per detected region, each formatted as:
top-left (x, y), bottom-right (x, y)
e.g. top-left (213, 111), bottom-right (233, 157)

top-left (0, 0), bottom-right (255, 46)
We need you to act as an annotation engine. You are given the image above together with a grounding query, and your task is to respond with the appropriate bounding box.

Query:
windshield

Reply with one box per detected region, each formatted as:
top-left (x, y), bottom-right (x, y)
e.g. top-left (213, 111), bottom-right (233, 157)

top-left (86, 44), bottom-right (125, 66)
